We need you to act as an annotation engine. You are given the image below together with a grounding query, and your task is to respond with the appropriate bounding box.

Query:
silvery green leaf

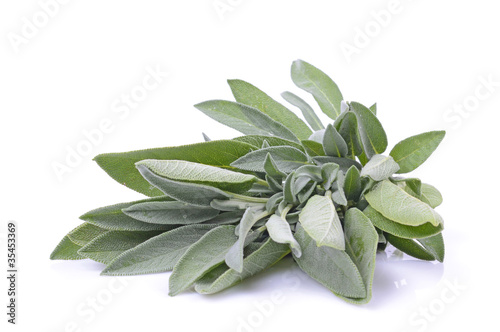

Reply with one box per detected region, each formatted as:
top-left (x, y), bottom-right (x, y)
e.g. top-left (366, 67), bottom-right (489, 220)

top-left (336, 112), bottom-right (363, 159)
top-left (210, 199), bottom-right (265, 212)
top-left (369, 103), bottom-right (377, 115)
top-left (261, 140), bottom-right (270, 148)
top-left (365, 180), bottom-right (444, 227)
top-left (266, 215), bottom-right (302, 257)
top-left (195, 238), bottom-right (290, 294)
top-left (228, 80), bottom-right (312, 140)
top-left (264, 153), bottom-right (286, 179)
top-left (385, 233), bottom-right (444, 262)
top-left (321, 162), bottom-right (340, 190)
top-left (231, 146), bottom-right (309, 173)
top-left (136, 159), bottom-right (258, 193)
top-left (293, 176), bottom-right (312, 194)
top-left (204, 211), bottom-right (244, 225)
top-left (123, 201), bottom-right (219, 224)
top-left (50, 235), bottom-right (85, 260)
top-left (344, 166), bottom-right (362, 202)
top-left (418, 233), bottom-right (445, 262)
top-left (308, 129), bottom-right (326, 144)
top-left (360, 154), bottom-right (400, 181)
top-left (295, 165), bottom-right (323, 182)
top-left (80, 197), bottom-right (175, 231)
top-left (233, 135), bottom-right (304, 151)
top-left (202, 133), bottom-right (211, 142)
top-left (293, 224), bottom-right (366, 299)
top-left (301, 140), bottom-right (326, 157)
top-left (331, 171), bottom-right (348, 206)
top-left (137, 164), bottom-right (232, 206)
top-left (298, 181), bottom-right (317, 203)
top-left (101, 224), bottom-right (216, 276)
top-left (363, 206), bottom-right (443, 239)
top-left (225, 208), bottom-right (268, 273)
top-left (266, 174), bottom-right (283, 192)
top-left (281, 91), bottom-right (324, 131)
top-left (350, 102), bottom-right (388, 158)
top-left (323, 124), bottom-right (348, 157)
top-left (78, 231), bottom-right (162, 264)
top-left (420, 183), bottom-right (443, 208)
top-left (94, 139), bottom-right (254, 197)
top-left (266, 192), bottom-right (284, 213)
top-left (343, 208), bottom-right (378, 304)
top-left (283, 172), bottom-right (297, 204)
top-left (67, 222), bottom-right (108, 246)
top-left (169, 225), bottom-right (238, 295)
top-left (291, 60), bottom-right (343, 120)
top-left (389, 131), bottom-right (445, 174)
top-left (392, 177), bottom-right (422, 198)
top-left (299, 194), bottom-right (345, 249)
top-left (313, 156), bottom-right (362, 173)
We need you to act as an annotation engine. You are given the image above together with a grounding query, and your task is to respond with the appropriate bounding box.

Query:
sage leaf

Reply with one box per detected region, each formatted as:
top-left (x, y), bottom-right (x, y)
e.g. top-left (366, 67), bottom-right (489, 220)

top-left (385, 233), bottom-right (444, 262)
top-left (299, 194), bottom-right (345, 249)
top-left (418, 233), bottom-right (445, 262)
top-left (343, 208), bottom-right (378, 304)
top-left (363, 206), bottom-right (443, 239)
top-left (169, 225), bottom-right (238, 295)
top-left (264, 153), bottom-right (287, 179)
top-left (295, 165), bottom-right (323, 182)
top-left (231, 146), bottom-right (309, 173)
top-left (195, 100), bottom-right (299, 142)
top-left (80, 197), bottom-right (175, 231)
top-left (281, 91), bottom-right (324, 131)
top-left (137, 164), bottom-right (232, 206)
top-left (50, 235), bottom-right (85, 260)
top-left (313, 156), bottom-right (362, 173)
top-left (323, 124), bottom-right (348, 157)
top-left (393, 177), bottom-right (422, 198)
top-left (195, 238), bottom-right (290, 294)
top-left (123, 201), bottom-right (219, 224)
top-left (360, 154), bottom-right (400, 181)
top-left (93, 139), bottom-right (254, 197)
top-left (136, 159), bottom-right (258, 193)
top-left (308, 129), bottom-right (325, 143)
top-left (420, 183), bottom-right (443, 208)
top-left (291, 60), bottom-right (343, 120)
top-left (321, 162), bottom-right (340, 190)
top-left (301, 140), bottom-right (326, 157)
top-left (335, 112), bottom-right (362, 159)
top-left (365, 180), bottom-right (443, 227)
top-left (204, 211), bottom-right (244, 225)
top-left (331, 171), bottom-right (348, 206)
top-left (283, 172), bottom-right (297, 204)
top-left (293, 224), bottom-right (366, 299)
top-left (369, 103), bottom-right (377, 115)
top-left (350, 102), bottom-right (388, 158)
top-left (266, 215), bottom-right (301, 257)
top-left (344, 166), bottom-right (362, 202)
top-left (389, 131), bottom-right (445, 174)
top-left (233, 135), bottom-right (304, 151)
top-left (101, 224), bottom-right (216, 276)
top-left (78, 231), bottom-right (162, 264)
top-left (228, 80), bottom-right (312, 139)
top-left (67, 222), bottom-right (108, 246)
top-left (225, 208), bottom-right (268, 273)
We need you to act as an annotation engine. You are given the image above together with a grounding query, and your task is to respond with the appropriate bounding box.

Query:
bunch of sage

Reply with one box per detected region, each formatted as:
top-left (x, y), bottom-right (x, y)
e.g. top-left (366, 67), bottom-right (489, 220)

top-left (51, 59), bottom-right (445, 304)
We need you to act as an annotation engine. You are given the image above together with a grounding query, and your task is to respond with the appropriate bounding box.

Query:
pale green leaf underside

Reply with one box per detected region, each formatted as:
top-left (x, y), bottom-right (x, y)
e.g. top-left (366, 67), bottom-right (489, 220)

top-left (266, 215), bottom-right (302, 257)
top-left (231, 146), bottom-right (309, 173)
top-left (360, 154), bottom-right (400, 181)
top-left (420, 183), bottom-right (443, 208)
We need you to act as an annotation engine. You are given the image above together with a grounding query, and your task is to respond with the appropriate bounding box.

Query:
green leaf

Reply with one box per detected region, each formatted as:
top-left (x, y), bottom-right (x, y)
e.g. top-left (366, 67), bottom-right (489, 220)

top-left (195, 100), bottom-right (299, 142)
top-left (137, 164), bottom-right (232, 206)
top-left (360, 154), bottom-right (400, 181)
top-left (135, 159), bottom-right (258, 193)
top-left (233, 135), bottom-right (304, 151)
top-left (301, 140), bottom-right (326, 157)
top-left (343, 208), bottom-right (378, 304)
top-left (385, 233), bottom-right (444, 262)
top-left (281, 91), bottom-right (324, 131)
top-left (225, 208), bottom-right (268, 273)
top-left (308, 129), bottom-right (325, 143)
top-left (293, 224), bottom-right (366, 299)
top-left (331, 170), bottom-right (348, 206)
top-left (283, 173), bottom-right (297, 204)
top-left (101, 224), bottom-right (216, 276)
top-left (369, 103), bottom-right (377, 115)
top-left (393, 177), bottom-right (422, 198)
top-left (266, 215), bottom-right (301, 257)
top-left (67, 222), bottom-right (108, 246)
top-left (420, 183), bottom-right (443, 208)
top-left (313, 156), bottom-right (362, 173)
top-left (169, 225), bottom-right (237, 295)
top-left (291, 60), bottom-right (343, 120)
top-left (299, 194), bottom-right (345, 250)
top-left (195, 238), bottom-right (290, 294)
top-left (80, 197), bottom-right (175, 231)
top-left (323, 124), bottom-right (348, 157)
top-left (335, 112), bottom-right (363, 159)
top-left (344, 166), bottom-right (362, 202)
top-left (295, 165), bottom-right (323, 182)
top-left (50, 235), bottom-right (85, 260)
top-left (228, 80), bottom-right (312, 140)
top-left (389, 131), bottom-right (445, 174)
top-left (321, 162), bottom-right (340, 190)
top-left (122, 201), bottom-right (219, 224)
top-left (231, 146), bottom-right (309, 173)
top-left (78, 231), bottom-right (162, 264)
top-left (94, 139), bottom-right (255, 197)
top-left (350, 102), bottom-right (388, 159)
top-left (365, 180), bottom-right (444, 227)
top-left (363, 206), bottom-right (444, 239)
top-left (204, 211), bottom-right (244, 225)
top-left (264, 153), bottom-right (287, 179)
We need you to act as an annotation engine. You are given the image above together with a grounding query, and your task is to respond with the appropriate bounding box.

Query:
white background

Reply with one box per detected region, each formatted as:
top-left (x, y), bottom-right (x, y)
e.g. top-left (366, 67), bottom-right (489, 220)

top-left (1, 1), bottom-right (499, 331)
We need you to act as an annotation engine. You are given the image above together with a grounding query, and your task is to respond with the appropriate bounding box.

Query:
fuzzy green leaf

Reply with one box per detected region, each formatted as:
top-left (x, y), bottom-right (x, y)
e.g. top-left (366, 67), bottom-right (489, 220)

top-left (67, 222), bottom-right (108, 246)
top-left (231, 146), bottom-right (309, 173)
top-left (385, 233), bottom-right (444, 262)
top-left (233, 135), bottom-right (304, 151)
top-left (123, 201), bottom-right (219, 224)
top-left (335, 112), bottom-right (363, 159)
top-left (266, 215), bottom-right (301, 257)
top-left (50, 235), bottom-right (85, 260)
top-left (360, 154), bottom-right (400, 181)
top-left (301, 140), bottom-right (326, 157)
top-left (323, 124), bottom-right (348, 157)
top-left (350, 102), bottom-right (388, 159)
top-left (281, 91), bottom-right (324, 131)
top-left (344, 166), bottom-right (362, 201)
top-left (420, 183), bottom-right (443, 208)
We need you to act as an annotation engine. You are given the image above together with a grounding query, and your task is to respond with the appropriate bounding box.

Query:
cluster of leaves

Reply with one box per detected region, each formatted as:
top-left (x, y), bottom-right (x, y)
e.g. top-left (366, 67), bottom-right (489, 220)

top-left (51, 60), bottom-right (446, 304)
